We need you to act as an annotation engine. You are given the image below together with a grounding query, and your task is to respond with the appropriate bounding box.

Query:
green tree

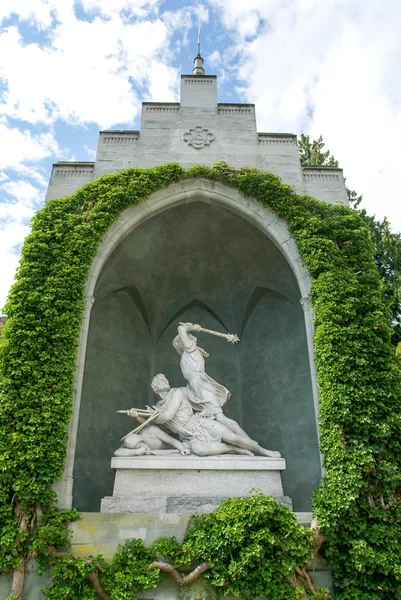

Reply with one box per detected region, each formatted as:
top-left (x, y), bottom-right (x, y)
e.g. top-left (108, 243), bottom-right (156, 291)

top-left (359, 212), bottom-right (401, 345)
top-left (298, 134), bottom-right (401, 344)
top-left (298, 134), bottom-right (339, 167)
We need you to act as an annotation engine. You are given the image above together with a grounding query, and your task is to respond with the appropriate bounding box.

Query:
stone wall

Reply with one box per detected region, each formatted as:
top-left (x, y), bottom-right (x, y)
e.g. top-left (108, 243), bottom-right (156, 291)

top-left (72, 201), bottom-right (320, 512)
top-left (0, 512), bottom-right (332, 599)
top-left (45, 73), bottom-right (348, 206)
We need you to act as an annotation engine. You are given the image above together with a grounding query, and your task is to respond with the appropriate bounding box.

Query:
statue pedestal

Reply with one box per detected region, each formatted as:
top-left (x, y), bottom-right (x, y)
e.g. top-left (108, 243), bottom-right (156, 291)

top-left (101, 454), bottom-right (291, 513)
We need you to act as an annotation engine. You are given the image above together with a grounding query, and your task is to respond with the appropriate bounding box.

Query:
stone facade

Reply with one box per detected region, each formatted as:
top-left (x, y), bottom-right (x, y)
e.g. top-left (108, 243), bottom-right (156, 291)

top-left (38, 62), bottom-right (337, 599)
top-left (46, 74), bottom-right (348, 206)
top-left (55, 180), bottom-right (320, 514)
top-left (101, 455), bottom-right (291, 514)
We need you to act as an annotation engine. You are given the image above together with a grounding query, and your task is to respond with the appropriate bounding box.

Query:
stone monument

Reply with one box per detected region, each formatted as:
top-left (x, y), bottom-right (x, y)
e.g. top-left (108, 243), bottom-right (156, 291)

top-left (51, 34), bottom-right (344, 515)
top-left (101, 323), bottom-right (290, 514)
top-left (0, 34), bottom-right (342, 600)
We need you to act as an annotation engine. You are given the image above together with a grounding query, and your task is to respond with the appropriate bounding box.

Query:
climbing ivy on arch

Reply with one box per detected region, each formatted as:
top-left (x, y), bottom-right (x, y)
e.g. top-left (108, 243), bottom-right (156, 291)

top-left (0, 162), bottom-right (401, 599)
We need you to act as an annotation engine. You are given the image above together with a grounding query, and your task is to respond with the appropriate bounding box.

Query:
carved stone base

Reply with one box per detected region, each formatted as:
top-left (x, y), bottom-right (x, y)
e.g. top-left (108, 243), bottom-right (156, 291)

top-left (101, 494), bottom-right (292, 513)
top-left (101, 455), bottom-right (290, 514)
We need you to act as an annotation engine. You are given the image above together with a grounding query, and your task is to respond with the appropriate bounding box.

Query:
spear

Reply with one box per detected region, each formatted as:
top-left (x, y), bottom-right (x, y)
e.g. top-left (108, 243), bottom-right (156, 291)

top-left (118, 409), bottom-right (154, 416)
top-left (118, 408), bottom-right (160, 441)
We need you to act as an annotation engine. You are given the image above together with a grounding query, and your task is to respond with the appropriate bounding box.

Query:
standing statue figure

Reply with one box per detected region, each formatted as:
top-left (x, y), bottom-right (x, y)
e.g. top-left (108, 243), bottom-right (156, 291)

top-left (147, 373), bottom-right (280, 458)
top-left (172, 322), bottom-right (250, 438)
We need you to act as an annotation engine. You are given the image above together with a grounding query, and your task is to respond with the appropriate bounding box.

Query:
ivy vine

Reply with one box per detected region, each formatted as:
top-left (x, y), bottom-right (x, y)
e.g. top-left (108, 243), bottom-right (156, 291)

top-left (0, 163), bottom-right (400, 599)
top-left (17, 494), bottom-right (327, 600)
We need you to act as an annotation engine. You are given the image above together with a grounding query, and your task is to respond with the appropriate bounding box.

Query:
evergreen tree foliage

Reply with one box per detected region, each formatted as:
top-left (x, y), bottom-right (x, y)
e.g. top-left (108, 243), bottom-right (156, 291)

top-left (359, 212), bottom-right (401, 345)
top-left (298, 134), bottom-right (339, 167)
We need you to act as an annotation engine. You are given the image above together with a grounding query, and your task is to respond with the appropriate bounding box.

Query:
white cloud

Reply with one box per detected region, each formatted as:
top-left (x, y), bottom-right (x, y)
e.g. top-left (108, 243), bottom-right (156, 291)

top-left (0, 221), bottom-right (31, 312)
top-left (0, 221), bottom-right (30, 254)
top-left (145, 61), bottom-right (179, 102)
top-left (193, 5), bottom-right (209, 25)
top-left (211, 0), bottom-right (401, 229)
top-left (0, 0), bottom-right (56, 28)
top-left (0, 2), bottom-right (208, 311)
top-left (2, 0), bottom-right (399, 315)
top-left (0, 5), bottom-right (203, 129)
top-left (208, 50), bottom-right (221, 67)
top-left (0, 23), bottom-right (140, 127)
top-left (2, 180), bottom-right (41, 203)
top-left (84, 145), bottom-right (96, 159)
top-left (0, 201), bottom-right (35, 221)
top-left (78, 0), bottom-right (159, 17)
top-left (11, 164), bottom-right (48, 186)
top-left (0, 123), bottom-right (59, 170)
top-left (0, 2), bottom-right (210, 130)
top-left (0, 122), bottom-right (54, 313)
top-left (309, 23), bottom-right (401, 227)
top-left (121, 18), bottom-right (178, 94)
top-left (0, 179), bottom-right (45, 310)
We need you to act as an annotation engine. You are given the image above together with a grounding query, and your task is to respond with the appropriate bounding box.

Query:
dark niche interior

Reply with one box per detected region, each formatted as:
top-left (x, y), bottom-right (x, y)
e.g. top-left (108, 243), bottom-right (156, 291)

top-left (73, 201), bottom-right (321, 511)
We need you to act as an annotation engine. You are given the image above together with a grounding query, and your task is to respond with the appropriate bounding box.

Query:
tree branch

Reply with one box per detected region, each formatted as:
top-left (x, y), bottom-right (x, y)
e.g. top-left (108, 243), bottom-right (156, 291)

top-left (147, 561), bottom-right (211, 586)
top-left (11, 505), bottom-right (28, 598)
top-left (148, 562), bottom-right (184, 585)
top-left (47, 545), bottom-right (63, 559)
top-left (181, 562), bottom-right (211, 585)
top-left (380, 494), bottom-right (390, 510)
top-left (311, 516), bottom-right (326, 556)
top-left (87, 570), bottom-right (111, 600)
top-left (287, 518), bottom-right (331, 600)
top-left (294, 566), bottom-right (314, 592)
top-left (10, 559), bottom-right (25, 599)
top-left (47, 545), bottom-right (111, 600)
top-left (35, 504), bottom-right (43, 521)
top-left (288, 574), bottom-right (308, 600)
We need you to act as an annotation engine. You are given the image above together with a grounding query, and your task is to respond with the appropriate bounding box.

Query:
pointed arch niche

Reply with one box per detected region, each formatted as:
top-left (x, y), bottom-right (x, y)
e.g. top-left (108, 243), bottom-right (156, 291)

top-left (60, 179), bottom-right (321, 513)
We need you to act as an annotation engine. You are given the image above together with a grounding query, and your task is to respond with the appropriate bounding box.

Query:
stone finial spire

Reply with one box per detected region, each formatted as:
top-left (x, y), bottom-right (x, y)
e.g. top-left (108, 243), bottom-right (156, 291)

top-left (192, 28), bottom-right (205, 76)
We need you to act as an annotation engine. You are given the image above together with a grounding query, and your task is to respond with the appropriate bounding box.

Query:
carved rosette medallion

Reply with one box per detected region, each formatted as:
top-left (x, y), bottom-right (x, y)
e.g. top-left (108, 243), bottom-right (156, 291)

top-left (183, 126), bottom-right (215, 149)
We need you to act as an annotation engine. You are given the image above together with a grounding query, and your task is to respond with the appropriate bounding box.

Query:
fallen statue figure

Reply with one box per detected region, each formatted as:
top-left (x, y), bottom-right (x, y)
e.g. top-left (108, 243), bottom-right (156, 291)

top-left (115, 373), bottom-right (280, 458)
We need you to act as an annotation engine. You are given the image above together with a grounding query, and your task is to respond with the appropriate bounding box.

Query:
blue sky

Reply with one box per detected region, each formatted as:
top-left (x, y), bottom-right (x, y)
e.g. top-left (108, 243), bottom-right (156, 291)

top-left (1, 0), bottom-right (401, 310)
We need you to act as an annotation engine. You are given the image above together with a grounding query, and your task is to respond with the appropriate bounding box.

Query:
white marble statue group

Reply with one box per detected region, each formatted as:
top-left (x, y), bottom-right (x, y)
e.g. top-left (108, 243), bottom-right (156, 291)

top-left (115, 322), bottom-right (280, 458)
